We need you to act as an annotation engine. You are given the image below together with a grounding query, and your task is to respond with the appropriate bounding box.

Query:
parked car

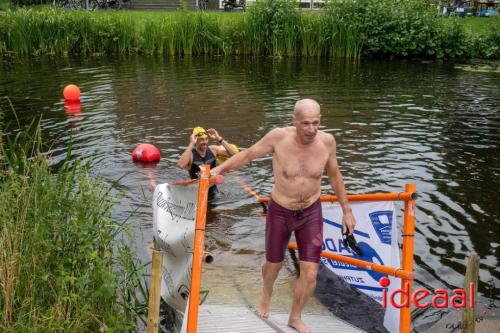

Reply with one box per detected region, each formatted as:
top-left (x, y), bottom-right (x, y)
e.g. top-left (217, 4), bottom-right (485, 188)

top-left (478, 8), bottom-right (499, 16)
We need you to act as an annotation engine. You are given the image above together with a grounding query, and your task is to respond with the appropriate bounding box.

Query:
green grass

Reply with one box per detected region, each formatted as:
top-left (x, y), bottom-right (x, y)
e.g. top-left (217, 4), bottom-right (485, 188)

top-left (0, 0), bottom-right (10, 11)
top-left (0, 110), bottom-right (147, 331)
top-left (456, 16), bottom-right (500, 35)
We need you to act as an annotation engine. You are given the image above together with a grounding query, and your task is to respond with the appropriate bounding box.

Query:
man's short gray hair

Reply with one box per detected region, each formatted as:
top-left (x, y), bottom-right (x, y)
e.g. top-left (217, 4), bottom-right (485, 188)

top-left (293, 99), bottom-right (321, 118)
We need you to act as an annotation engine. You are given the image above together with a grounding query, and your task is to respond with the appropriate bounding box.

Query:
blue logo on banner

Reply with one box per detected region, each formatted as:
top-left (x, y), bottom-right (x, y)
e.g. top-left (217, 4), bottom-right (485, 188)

top-left (357, 241), bottom-right (385, 282)
top-left (322, 240), bottom-right (386, 282)
top-left (369, 211), bottom-right (393, 245)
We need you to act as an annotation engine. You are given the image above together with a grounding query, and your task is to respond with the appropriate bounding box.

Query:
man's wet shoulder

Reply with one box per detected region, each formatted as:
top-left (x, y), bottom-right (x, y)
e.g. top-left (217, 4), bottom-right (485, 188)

top-left (318, 131), bottom-right (335, 144)
top-left (267, 127), bottom-right (291, 139)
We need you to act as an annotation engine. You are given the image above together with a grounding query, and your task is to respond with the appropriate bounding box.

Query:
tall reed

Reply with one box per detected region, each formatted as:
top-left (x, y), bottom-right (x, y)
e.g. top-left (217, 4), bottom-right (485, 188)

top-left (0, 113), bottom-right (146, 331)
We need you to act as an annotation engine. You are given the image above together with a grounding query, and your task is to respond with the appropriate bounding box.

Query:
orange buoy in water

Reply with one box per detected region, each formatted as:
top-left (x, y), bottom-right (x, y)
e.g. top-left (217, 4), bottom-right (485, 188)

top-left (132, 144), bottom-right (161, 163)
top-left (64, 101), bottom-right (81, 115)
top-left (63, 84), bottom-right (80, 102)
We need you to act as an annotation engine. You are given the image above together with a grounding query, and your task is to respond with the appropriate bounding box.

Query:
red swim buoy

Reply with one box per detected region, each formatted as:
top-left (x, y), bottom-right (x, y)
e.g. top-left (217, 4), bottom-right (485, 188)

top-left (64, 101), bottom-right (81, 115)
top-left (132, 144), bottom-right (160, 163)
top-left (63, 84), bottom-right (81, 102)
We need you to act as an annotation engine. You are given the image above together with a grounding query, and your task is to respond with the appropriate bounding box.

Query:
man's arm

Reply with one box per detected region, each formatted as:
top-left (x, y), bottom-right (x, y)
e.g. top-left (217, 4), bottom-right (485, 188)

top-left (206, 128), bottom-right (237, 157)
top-left (325, 135), bottom-right (356, 234)
top-left (177, 133), bottom-right (196, 169)
top-left (211, 128), bottom-right (280, 175)
top-left (215, 140), bottom-right (238, 157)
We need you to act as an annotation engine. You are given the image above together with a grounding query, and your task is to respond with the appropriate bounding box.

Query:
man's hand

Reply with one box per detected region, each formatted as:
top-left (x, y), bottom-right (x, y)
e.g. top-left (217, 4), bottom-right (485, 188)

top-left (207, 128), bottom-right (221, 141)
top-left (190, 133), bottom-right (198, 145)
top-left (342, 210), bottom-right (356, 234)
top-left (210, 166), bottom-right (221, 177)
top-left (145, 170), bottom-right (157, 190)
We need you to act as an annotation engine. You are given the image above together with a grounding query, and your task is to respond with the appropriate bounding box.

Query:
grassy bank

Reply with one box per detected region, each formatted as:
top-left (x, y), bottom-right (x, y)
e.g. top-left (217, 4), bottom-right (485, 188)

top-left (0, 0), bottom-right (499, 59)
top-left (458, 16), bottom-right (500, 59)
top-left (0, 0), bottom-right (10, 11)
top-left (0, 116), bottom-right (146, 331)
top-left (458, 16), bottom-right (500, 35)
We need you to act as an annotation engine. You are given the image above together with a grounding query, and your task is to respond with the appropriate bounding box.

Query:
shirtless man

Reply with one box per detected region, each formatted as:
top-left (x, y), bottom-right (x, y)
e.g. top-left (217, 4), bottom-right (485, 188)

top-left (211, 99), bottom-right (356, 333)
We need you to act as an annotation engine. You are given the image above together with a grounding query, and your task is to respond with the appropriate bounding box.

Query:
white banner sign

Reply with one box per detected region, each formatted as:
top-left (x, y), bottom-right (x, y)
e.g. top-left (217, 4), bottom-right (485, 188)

top-left (153, 183), bottom-right (198, 332)
top-left (321, 201), bottom-right (401, 333)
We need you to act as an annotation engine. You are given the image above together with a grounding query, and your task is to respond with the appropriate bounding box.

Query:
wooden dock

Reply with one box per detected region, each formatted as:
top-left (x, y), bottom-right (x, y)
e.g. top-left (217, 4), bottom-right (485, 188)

top-left (198, 304), bottom-right (364, 333)
top-left (194, 257), bottom-right (366, 333)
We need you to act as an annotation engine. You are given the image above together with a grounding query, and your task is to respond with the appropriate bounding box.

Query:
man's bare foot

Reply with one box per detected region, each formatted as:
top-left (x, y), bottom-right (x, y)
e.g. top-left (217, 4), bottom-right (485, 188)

top-left (256, 293), bottom-right (271, 318)
top-left (288, 317), bottom-right (311, 333)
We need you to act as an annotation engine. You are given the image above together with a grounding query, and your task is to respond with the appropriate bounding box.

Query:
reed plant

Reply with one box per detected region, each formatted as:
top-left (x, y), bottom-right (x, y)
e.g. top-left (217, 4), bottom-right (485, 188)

top-left (194, 12), bottom-right (224, 55)
top-left (247, 0), bottom-right (301, 57)
top-left (0, 109), bottom-right (147, 331)
top-left (141, 17), bottom-right (170, 55)
top-left (300, 13), bottom-right (325, 57)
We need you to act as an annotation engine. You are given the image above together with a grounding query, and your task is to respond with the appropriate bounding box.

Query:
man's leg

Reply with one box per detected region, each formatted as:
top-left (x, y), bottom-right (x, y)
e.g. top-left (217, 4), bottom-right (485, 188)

top-left (259, 198), bottom-right (291, 318)
top-left (288, 261), bottom-right (319, 333)
top-left (256, 260), bottom-right (283, 318)
top-left (288, 198), bottom-right (323, 332)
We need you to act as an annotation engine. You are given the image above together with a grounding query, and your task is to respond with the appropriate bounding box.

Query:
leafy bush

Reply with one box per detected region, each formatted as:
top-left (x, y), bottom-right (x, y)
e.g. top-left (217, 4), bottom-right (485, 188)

top-left (324, 0), bottom-right (467, 58)
top-left (469, 24), bottom-right (500, 59)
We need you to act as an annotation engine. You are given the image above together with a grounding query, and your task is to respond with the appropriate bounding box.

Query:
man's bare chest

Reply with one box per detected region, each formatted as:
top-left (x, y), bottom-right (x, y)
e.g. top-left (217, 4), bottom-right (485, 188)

top-left (273, 143), bottom-right (329, 180)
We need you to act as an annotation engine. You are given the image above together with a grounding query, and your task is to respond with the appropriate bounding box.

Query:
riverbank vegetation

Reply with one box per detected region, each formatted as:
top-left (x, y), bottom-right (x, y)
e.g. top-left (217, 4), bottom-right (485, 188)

top-left (0, 0), bottom-right (498, 58)
top-left (0, 113), bottom-right (146, 331)
top-left (0, 0), bottom-right (10, 10)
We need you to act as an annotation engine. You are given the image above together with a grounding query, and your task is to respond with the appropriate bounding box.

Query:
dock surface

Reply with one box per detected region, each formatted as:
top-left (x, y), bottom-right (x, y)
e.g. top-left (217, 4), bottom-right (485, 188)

top-left (198, 237), bottom-right (366, 332)
top-left (198, 303), bottom-right (364, 333)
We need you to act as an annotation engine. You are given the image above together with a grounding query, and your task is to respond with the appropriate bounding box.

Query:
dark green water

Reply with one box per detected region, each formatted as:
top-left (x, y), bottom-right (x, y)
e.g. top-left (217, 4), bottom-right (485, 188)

top-left (1, 57), bottom-right (498, 331)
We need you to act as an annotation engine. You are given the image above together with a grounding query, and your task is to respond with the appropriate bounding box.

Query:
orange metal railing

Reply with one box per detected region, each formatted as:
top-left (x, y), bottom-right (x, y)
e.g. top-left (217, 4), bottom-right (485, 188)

top-left (284, 184), bottom-right (417, 333)
top-left (187, 180), bottom-right (417, 333)
top-left (400, 183), bottom-right (416, 333)
top-left (186, 165), bottom-right (210, 333)
top-left (259, 190), bottom-right (417, 203)
top-left (287, 242), bottom-right (414, 280)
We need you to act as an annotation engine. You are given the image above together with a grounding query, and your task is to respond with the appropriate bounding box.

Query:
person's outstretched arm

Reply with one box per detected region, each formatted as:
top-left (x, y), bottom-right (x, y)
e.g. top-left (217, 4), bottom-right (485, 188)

top-left (211, 128), bottom-right (280, 175)
top-left (148, 171), bottom-right (157, 190)
top-left (325, 134), bottom-right (356, 234)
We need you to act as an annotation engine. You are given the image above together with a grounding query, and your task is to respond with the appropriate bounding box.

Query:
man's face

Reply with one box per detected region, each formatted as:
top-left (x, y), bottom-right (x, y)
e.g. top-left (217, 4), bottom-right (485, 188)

top-left (293, 108), bottom-right (321, 142)
top-left (196, 134), bottom-right (209, 149)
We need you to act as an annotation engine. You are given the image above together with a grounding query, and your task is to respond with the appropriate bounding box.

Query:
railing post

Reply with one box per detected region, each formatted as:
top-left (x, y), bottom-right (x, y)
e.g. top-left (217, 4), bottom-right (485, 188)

top-left (186, 165), bottom-right (210, 333)
top-left (461, 254), bottom-right (479, 333)
top-left (399, 183), bottom-right (416, 333)
top-left (147, 240), bottom-right (164, 333)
